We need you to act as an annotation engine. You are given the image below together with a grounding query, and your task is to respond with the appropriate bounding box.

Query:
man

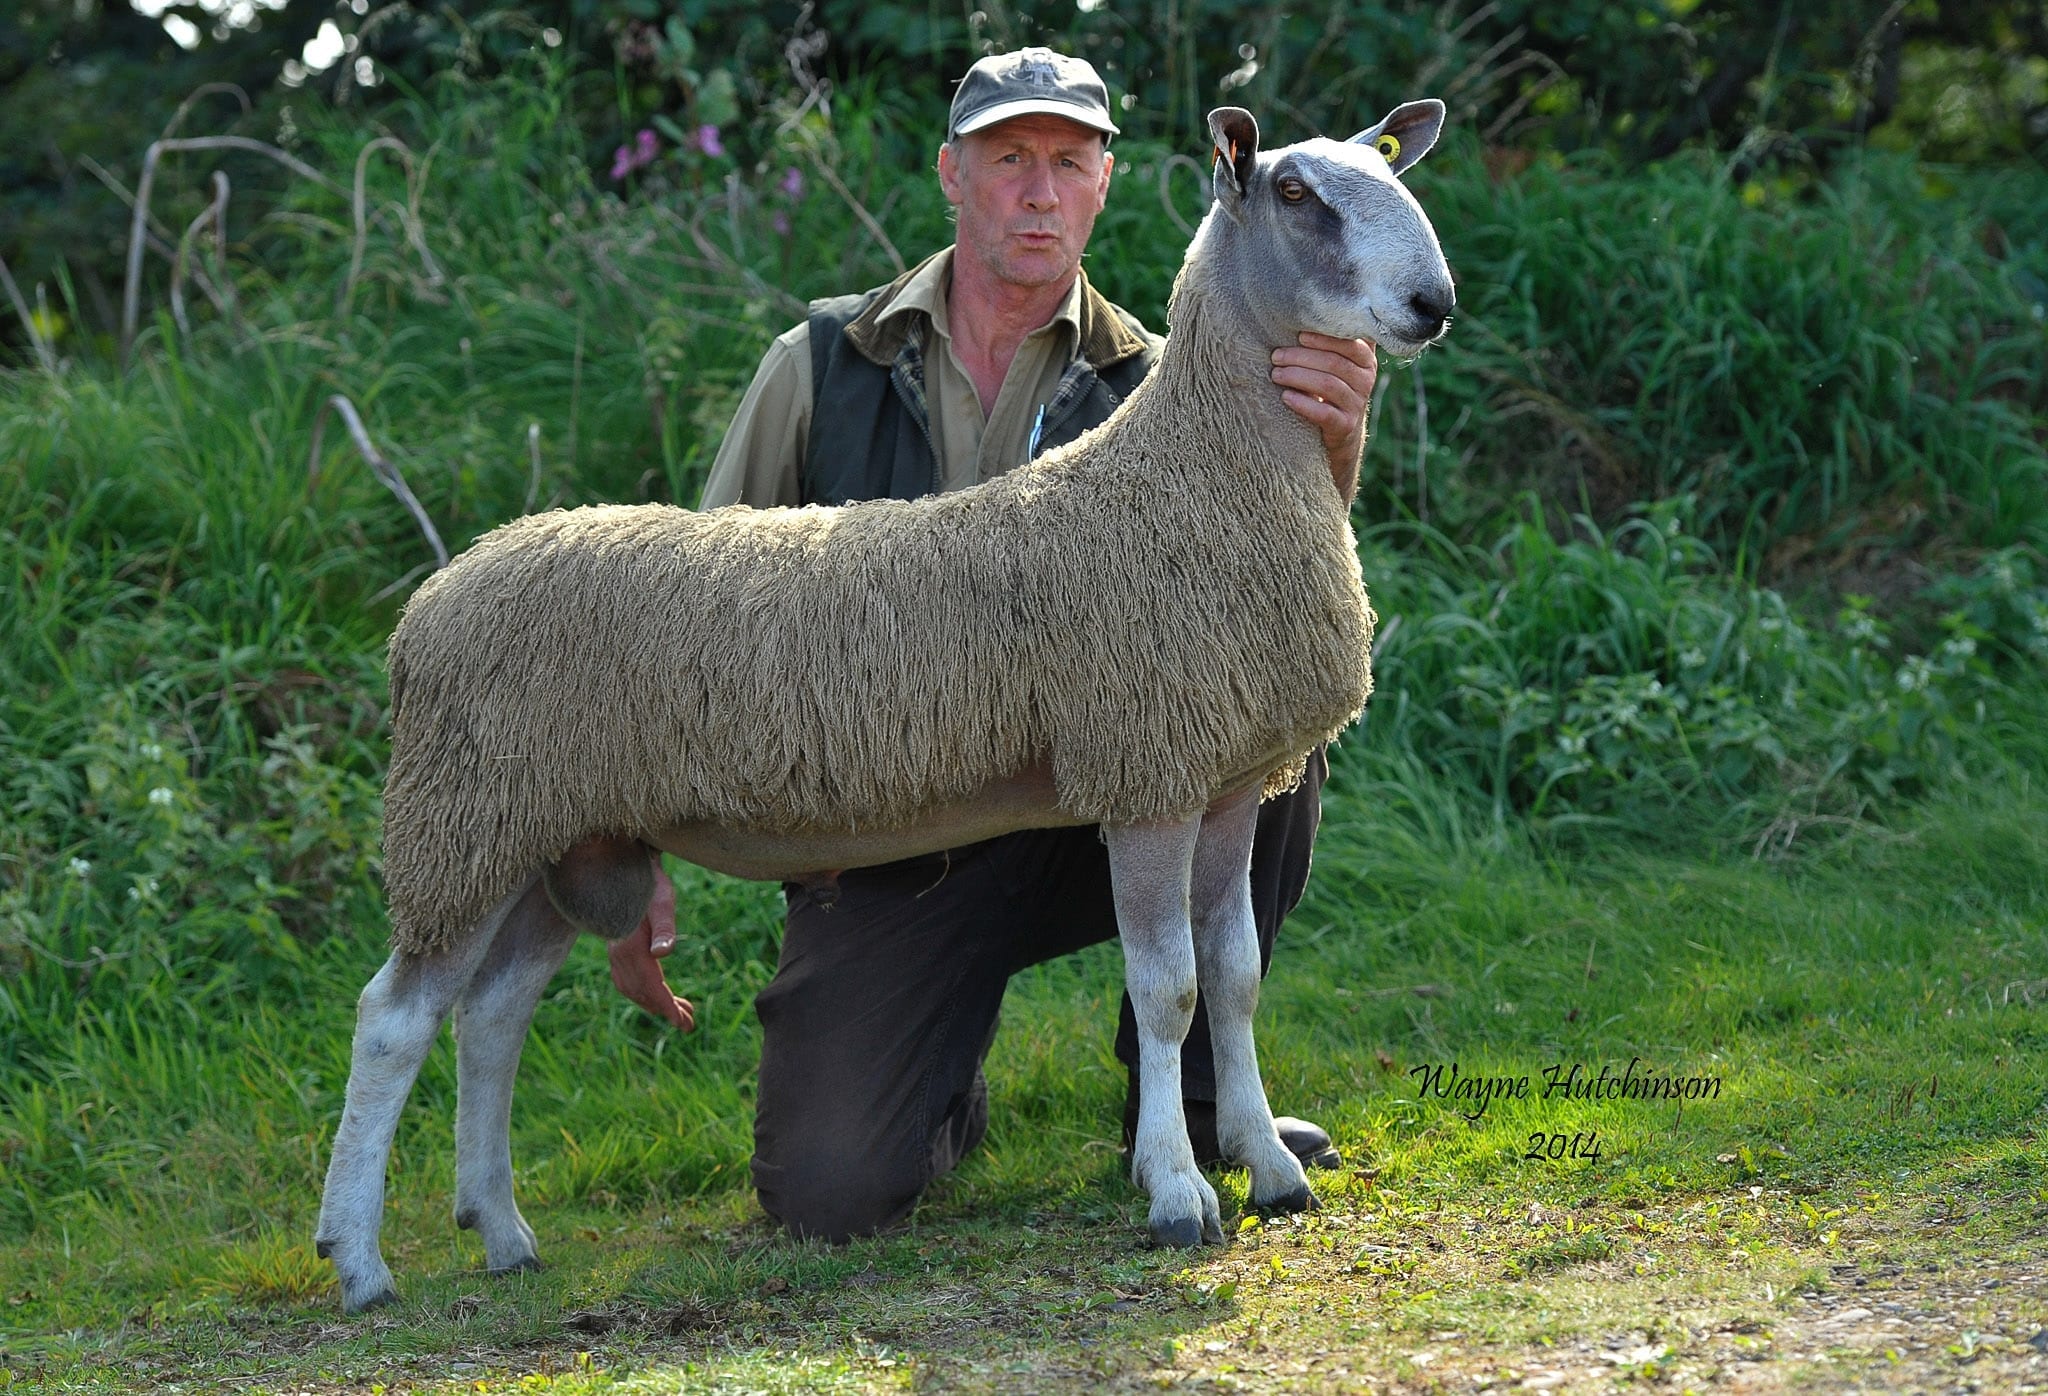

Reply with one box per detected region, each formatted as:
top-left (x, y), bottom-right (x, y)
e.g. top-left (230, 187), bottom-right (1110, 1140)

top-left (608, 47), bottom-right (1379, 1241)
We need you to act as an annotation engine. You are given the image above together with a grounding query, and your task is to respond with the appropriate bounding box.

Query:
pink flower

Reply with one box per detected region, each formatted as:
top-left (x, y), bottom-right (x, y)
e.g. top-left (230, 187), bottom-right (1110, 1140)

top-left (696, 123), bottom-right (724, 157)
top-left (780, 166), bottom-right (804, 199)
top-left (772, 210), bottom-right (791, 236)
top-left (611, 129), bottom-right (660, 182)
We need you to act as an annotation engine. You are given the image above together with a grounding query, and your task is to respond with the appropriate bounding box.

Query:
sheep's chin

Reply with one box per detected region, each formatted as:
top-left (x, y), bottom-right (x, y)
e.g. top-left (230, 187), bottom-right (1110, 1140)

top-left (1306, 302), bottom-right (1443, 360)
top-left (1359, 313), bottom-right (1438, 360)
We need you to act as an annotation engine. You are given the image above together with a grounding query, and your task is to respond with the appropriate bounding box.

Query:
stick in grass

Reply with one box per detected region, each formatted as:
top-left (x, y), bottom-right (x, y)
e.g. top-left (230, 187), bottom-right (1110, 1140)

top-left (0, 252), bottom-right (58, 373)
top-left (170, 171), bottom-right (234, 338)
top-left (122, 135), bottom-right (344, 363)
top-left (78, 154), bottom-right (232, 321)
top-left (340, 136), bottom-right (447, 316)
top-left (308, 394), bottom-right (450, 570)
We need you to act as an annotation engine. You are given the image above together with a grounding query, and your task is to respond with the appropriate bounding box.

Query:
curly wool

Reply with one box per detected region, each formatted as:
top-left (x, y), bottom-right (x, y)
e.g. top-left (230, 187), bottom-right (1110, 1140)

top-left (381, 261), bottom-right (1374, 954)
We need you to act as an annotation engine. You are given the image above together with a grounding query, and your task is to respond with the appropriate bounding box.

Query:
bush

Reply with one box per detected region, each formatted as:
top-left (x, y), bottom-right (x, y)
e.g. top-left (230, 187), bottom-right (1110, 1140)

top-left (1358, 499), bottom-right (2048, 839)
top-left (1357, 146), bottom-right (2048, 559)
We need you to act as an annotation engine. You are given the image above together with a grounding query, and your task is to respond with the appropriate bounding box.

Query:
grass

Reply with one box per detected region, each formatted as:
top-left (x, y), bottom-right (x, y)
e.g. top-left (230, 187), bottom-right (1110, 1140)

top-left (3, 773), bottom-right (2045, 1391)
top-left (2, 56), bottom-right (2047, 1394)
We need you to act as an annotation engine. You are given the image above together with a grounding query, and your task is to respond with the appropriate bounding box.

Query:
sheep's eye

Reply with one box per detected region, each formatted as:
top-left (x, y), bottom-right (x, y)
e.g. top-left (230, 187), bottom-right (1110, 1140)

top-left (1278, 178), bottom-right (1308, 203)
top-left (1375, 134), bottom-right (1402, 163)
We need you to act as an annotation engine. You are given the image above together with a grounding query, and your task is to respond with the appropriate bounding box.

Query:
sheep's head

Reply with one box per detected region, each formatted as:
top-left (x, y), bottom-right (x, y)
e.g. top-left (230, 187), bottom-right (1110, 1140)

top-left (1201, 102), bottom-right (1455, 358)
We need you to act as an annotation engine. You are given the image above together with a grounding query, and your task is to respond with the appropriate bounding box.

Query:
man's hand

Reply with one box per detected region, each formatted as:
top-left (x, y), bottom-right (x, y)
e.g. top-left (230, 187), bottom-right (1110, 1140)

top-left (606, 853), bottom-right (696, 1031)
top-left (1272, 333), bottom-right (1378, 503)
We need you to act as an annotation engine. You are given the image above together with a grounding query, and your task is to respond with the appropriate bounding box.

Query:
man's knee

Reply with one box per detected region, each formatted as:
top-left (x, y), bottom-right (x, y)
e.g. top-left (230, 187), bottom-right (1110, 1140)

top-left (753, 1146), bottom-right (921, 1243)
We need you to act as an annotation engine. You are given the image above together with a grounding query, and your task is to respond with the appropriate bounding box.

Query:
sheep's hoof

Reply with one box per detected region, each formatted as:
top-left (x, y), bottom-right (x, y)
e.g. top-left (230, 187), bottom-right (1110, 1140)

top-left (488, 1256), bottom-right (545, 1277)
top-left (341, 1284), bottom-right (399, 1315)
top-left (1148, 1216), bottom-right (1206, 1249)
top-left (1255, 1184), bottom-right (1319, 1217)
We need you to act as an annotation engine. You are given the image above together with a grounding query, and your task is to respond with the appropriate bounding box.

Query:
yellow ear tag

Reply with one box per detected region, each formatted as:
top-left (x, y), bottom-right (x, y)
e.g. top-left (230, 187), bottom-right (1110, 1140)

top-left (1375, 134), bottom-right (1401, 163)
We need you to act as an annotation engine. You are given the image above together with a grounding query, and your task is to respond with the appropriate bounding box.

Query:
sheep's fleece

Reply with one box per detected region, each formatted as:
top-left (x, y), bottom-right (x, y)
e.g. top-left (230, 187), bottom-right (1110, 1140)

top-left (382, 351), bottom-right (1373, 954)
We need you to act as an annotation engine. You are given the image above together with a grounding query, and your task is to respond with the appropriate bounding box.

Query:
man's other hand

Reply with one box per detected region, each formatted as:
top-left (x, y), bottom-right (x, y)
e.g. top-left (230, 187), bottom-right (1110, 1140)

top-left (607, 855), bottom-right (696, 1031)
top-left (1272, 333), bottom-right (1377, 502)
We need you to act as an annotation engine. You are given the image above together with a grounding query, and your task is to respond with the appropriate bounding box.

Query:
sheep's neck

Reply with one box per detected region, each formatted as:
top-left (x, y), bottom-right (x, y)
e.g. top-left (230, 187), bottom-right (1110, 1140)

top-left (1140, 270), bottom-right (1332, 498)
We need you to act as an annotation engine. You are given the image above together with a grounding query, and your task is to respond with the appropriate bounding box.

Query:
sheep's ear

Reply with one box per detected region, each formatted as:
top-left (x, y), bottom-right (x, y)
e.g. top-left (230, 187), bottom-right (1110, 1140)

top-left (1206, 106), bottom-right (1259, 208)
top-left (1350, 99), bottom-right (1446, 177)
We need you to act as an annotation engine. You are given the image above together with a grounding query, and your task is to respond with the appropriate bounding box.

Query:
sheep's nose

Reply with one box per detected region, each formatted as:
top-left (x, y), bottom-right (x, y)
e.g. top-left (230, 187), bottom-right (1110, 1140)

top-left (1408, 288), bottom-right (1455, 333)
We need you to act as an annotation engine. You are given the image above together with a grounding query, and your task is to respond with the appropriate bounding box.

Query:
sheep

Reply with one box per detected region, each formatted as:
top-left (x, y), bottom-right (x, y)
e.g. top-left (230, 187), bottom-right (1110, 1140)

top-left (315, 101), bottom-right (1455, 1313)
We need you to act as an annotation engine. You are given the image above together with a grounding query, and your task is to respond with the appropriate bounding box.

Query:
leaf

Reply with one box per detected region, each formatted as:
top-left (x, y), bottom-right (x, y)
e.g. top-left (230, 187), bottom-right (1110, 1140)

top-left (660, 17), bottom-right (695, 70)
top-left (697, 70), bottom-right (739, 129)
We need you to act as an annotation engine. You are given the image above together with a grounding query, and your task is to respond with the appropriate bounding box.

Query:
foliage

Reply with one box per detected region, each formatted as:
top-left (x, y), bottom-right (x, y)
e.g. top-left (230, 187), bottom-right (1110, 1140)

top-left (1359, 501), bottom-right (2047, 834)
top-left (1356, 142), bottom-right (2048, 557)
top-left (6, 0), bottom-right (2046, 361)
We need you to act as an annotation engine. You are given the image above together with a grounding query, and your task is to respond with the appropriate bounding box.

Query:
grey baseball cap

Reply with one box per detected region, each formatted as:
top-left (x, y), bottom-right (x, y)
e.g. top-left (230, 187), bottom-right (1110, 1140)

top-left (948, 47), bottom-right (1120, 142)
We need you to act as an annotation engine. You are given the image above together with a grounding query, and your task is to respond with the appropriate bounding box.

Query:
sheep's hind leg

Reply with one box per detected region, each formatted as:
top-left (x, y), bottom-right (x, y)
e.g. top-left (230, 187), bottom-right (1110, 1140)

top-left (1106, 816), bottom-right (1225, 1248)
top-left (1191, 790), bottom-right (1314, 1215)
top-left (452, 875), bottom-right (582, 1277)
top-left (316, 888), bottom-right (520, 1313)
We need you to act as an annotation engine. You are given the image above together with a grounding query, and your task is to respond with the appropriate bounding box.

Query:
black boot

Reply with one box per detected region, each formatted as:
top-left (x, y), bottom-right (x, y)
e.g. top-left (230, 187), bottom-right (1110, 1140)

top-left (1121, 1079), bottom-right (1341, 1170)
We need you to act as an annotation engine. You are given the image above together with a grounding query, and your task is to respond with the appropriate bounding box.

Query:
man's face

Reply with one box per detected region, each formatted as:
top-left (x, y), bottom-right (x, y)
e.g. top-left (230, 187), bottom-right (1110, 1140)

top-left (938, 114), bottom-right (1114, 292)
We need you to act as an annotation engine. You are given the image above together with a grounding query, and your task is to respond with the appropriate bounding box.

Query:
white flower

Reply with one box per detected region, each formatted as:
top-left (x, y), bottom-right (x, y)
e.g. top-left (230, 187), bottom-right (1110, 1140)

top-left (148, 786), bottom-right (175, 807)
top-left (68, 857), bottom-right (92, 879)
top-left (1895, 657), bottom-right (1934, 693)
top-left (1557, 732), bottom-right (1587, 756)
top-left (141, 742), bottom-right (164, 761)
top-left (1939, 636), bottom-right (1977, 663)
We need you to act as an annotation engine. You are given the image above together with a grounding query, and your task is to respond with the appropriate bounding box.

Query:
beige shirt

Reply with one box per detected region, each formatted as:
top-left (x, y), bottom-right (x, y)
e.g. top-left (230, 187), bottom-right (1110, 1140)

top-left (699, 248), bottom-right (1086, 509)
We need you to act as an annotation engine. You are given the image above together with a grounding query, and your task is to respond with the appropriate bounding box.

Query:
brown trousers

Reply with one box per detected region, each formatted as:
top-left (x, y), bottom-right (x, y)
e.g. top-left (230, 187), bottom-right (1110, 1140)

top-left (750, 750), bottom-right (1327, 1240)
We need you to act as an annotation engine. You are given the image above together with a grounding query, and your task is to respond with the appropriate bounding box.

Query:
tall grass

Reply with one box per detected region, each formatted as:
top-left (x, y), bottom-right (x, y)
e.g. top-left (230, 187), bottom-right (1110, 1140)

top-left (1361, 146), bottom-right (2048, 558)
top-left (1356, 500), bottom-right (2048, 839)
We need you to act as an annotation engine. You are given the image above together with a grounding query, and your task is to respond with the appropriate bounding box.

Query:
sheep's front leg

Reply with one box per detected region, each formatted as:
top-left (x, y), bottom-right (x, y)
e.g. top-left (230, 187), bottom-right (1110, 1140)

top-left (315, 887), bottom-right (519, 1313)
top-left (452, 876), bottom-right (582, 1276)
top-left (1105, 816), bottom-right (1224, 1248)
top-left (1192, 789), bottom-right (1315, 1214)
